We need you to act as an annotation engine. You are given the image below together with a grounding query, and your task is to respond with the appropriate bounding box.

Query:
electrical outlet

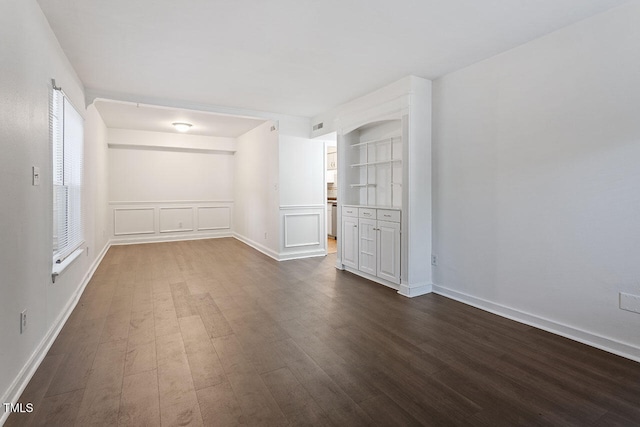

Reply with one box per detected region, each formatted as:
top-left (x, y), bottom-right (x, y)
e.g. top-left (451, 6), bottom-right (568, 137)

top-left (20, 310), bottom-right (27, 334)
top-left (178, 221), bottom-right (183, 228)
top-left (264, 232), bottom-right (268, 240)
top-left (620, 292), bottom-right (640, 314)
top-left (431, 255), bottom-right (438, 266)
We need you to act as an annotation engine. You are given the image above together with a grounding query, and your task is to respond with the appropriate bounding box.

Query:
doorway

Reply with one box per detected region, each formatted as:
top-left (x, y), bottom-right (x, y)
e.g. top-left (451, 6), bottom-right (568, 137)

top-left (321, 134), bottom-right (338, 254)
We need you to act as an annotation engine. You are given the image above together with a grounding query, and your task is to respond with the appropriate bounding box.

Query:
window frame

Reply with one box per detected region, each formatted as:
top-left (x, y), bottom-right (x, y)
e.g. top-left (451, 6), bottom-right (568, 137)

top-left (51, 84), bottom-right (84, 265)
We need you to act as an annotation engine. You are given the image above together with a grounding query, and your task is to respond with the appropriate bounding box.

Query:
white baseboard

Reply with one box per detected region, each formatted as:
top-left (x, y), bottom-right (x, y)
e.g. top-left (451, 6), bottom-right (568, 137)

top-left (232, 233), bottom-right (280, 261)
top-left (0, 242), bottom-right (111, 426)
top-left (232, 234), bottom-right (325, 262)
top-left (278, 249), bottom-right (326, 261)
top-left (398, 282), bottom-right (433, 298)
top-left (432, 284), bottom-right (640, 364)
top-left (343, 266), bottom-right (401, 292)
top-left (110, 231), bottom-right (232, 245)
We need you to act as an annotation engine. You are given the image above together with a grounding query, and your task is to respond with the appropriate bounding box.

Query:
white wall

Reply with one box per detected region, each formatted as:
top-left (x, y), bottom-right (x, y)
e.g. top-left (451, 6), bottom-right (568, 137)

top-left (432, 2), bottom-right (640, 359)
top-left (234, 121), bottom-right (280, 257)
top-left (0, 0), bottom-right (109, 416)
top-left (107, 128), bottom-right (235, 243)
top-left (86, 105), bottom-right (110, 254)
top-left (279, 136), bottom-right (325, 207)
top-left (278, 135), bottom-right (326, 259)
top-left (108, 129), bottom-right (235, 202)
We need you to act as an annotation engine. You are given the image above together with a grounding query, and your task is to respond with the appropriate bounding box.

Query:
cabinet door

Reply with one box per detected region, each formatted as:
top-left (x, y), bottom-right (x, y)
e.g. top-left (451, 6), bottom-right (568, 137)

top-left (358, 218), bottom-right (377, 276)
top-left (327, 204), bottom-right (332, 236)
top-left (377, 220), bottom-right (401, 284)
top-left (342, 216), bottom-right (359, 269)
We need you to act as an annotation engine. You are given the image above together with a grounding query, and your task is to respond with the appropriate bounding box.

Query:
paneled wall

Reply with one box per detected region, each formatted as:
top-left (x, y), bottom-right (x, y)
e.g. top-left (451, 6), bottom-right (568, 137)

top-left (108, 129), bottom-right (235, 243)
top-left (110, 202), bottom-right (233, 244)
top-left (279, 206), bottom-right (325, 260)
top-left (278, 135), bottom-right (326, 260)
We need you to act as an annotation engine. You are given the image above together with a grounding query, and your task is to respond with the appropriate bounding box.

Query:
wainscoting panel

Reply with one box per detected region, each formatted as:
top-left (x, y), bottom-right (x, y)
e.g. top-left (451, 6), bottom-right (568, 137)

top-left (284, 213), bottom-right (321, 248)
top-left (114, 208), bottom-right (155, 235)
top-left (109, 201), bottom-right (233, 244)
top-left (159, 207), bottom-right (194, 233)
top-left (198, 206), bottom-right (231, 230)
top-left (279, 205), bottom-right (326, 260)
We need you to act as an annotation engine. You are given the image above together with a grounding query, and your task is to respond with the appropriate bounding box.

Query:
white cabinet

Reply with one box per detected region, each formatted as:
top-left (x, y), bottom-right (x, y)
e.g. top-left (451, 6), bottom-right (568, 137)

top-left (342, 206), bottom-right (401, 286)
top-left (334, 76), bottom-right (432, 297)
top-left (358, 217), bottom-right (377, 275)
top-left (342, 213), bottom-right (359, 269)
top-left (376, 220), bottom-right (401, 284)
top-left (327, 203), bottom-right (332, 237)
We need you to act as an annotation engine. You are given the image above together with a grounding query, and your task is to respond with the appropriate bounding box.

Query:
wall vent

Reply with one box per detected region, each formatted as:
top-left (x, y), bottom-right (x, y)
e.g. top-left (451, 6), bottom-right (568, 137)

top-left (312, 122), bottom-right (324, 131)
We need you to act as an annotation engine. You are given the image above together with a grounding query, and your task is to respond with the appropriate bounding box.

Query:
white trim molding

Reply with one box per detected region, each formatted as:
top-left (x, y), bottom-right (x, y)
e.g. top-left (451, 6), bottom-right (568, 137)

top-left (197, 206), bottom-right (231, 231)
top-left (109, 201), bottom-right (233, 244)
top-left (111, 232), bottom-right (232, 246)
top-left (279, 204), bottom-right (325, 210)
top-left (432, 285), bottom-right (640, 363)
top-left (398, 282), bottom-right (433, 298)
top-left (109, 200), bottom-right (234, 206)
top-left (278, 206), bottom-right (326, 261)
top-left (113, 207), bottom-right (155, 236)
top-left (279, 249), bottom-right (326, 261)
top-left (107, 143), bottom-right (235, 154)
top-left (343, 265), bottom-right (401, 292)
top-left (283, 212), bottom-right (321, 248)
top-left (159, 207), bottom-right (194, 233)
top-left (233, 232), bottom-right (280, 261)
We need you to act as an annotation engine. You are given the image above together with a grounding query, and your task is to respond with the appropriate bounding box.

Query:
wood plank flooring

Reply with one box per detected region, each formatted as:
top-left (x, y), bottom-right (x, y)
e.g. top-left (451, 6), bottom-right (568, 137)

top-left (327, 238), bottom-right (337, 255)
top-left (6, 238), bottom-right (640, 426)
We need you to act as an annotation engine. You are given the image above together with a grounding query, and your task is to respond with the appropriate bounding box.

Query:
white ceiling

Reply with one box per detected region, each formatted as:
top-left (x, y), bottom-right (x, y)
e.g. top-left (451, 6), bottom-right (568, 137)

top-left (38, 0), bottom-right (629, 118)
top-left (93, 100), bottom-right (266, 137)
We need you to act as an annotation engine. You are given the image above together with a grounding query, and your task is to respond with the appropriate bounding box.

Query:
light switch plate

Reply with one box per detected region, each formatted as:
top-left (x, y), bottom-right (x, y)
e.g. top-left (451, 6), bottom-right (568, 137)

top-left (32, 166), bottom-right (40, 186)
top-left (20, 310), bottom-right (27, 334)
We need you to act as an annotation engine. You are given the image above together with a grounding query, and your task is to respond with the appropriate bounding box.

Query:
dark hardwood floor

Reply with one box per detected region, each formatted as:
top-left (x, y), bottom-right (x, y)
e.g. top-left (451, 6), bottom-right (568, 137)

top-left (6, 238), bottom-right (640, 426)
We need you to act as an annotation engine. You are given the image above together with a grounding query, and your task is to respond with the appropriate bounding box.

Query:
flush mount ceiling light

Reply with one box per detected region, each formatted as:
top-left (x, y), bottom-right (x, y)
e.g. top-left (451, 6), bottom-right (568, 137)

top-left (172, 122), bottom-right (192, 132)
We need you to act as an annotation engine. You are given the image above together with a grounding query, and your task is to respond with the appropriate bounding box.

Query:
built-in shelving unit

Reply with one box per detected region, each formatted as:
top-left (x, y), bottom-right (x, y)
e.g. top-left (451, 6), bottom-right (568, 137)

top-left (333, 76), bottom-right (432, 298)
top-left (344, 127), bottom-right (402, 208)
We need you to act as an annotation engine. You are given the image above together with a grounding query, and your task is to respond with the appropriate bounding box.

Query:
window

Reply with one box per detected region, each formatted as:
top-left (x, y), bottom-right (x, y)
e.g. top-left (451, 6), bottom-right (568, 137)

top-left (51, 86), bottom-right (83, 263)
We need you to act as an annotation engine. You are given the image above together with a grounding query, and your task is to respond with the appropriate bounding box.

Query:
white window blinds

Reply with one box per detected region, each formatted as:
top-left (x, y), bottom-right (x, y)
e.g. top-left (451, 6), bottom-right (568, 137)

top-left (52, 87), bottom-right (84, 263)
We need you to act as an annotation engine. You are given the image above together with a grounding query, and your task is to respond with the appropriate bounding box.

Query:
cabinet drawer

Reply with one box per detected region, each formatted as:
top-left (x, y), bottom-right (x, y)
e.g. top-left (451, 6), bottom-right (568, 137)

top-left (359, 208), bottom-right (376, 219)
top-left (377, 209), bottom-right (400, 222)
top-left (342, 206), bottom-right (358, 217)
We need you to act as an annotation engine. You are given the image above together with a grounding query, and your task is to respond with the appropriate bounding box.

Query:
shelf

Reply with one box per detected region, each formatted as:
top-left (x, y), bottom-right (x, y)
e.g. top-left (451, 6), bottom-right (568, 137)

top-left (350, 136), bottom-right (400, 148)
top-left (350, 184), bottom-right (377, 188)
top-left (350, 159), bottom-right (401, 167)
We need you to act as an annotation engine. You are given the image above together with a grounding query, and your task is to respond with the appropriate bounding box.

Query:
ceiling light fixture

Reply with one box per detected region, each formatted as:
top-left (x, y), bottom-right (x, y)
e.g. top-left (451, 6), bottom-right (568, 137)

top-left (172, 122), bottom-right (192, 132)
